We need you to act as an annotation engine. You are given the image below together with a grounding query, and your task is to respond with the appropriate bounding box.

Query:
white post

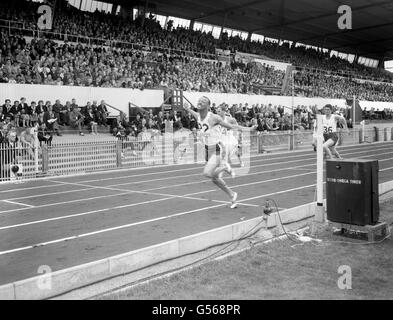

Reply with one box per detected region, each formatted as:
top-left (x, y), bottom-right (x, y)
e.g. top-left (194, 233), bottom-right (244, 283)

top-left (362, 119), bottom-right (365, 142)
top-left (352, 95), bottom-right (356, 125)
top-left (315, 114), bottom-right (325, 222)
top-left (34, 124), bottom-right (39, 174)
top-left (290, 70), bottom-right (295, 150)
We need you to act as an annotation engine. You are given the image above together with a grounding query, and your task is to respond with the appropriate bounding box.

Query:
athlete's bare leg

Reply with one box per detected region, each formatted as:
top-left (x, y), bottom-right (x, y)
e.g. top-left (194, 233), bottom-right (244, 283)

top-left (323, 139), bottom-right (336, 159)
top-left (330, 145), bottom-right (342, 159)
top-left (312, 136), bottom-right (317, 152)
top-left (203, 153), bottom-right (237, 207)
top-left (218, 143), bottom-right (234, 178)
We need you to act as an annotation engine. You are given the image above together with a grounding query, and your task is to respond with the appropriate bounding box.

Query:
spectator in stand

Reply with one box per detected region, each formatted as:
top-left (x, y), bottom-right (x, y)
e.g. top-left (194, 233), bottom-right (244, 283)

top-left (84, 104), bottom-right (99, 135)
top-left (52, 100), bottom-right (63, 124)
top-left (29, 101), bottom-right (39, 127)
top-left (155, 111), bottom-right (165, 133)
top-left (98, 100), bottom-right (109, 126)
top-left (91, 101), bottom-right (100, 125)
top-left (43, 109), bottom-right (62, 136)
top-left (36, 100), bottom-right (46, 116)
top-left (37, 122), bottom-right (53, 146)
top-left (132, 113), bottom-right (143, 135)
top-left (69, 106), bottom-right (85, 136)
top-left (111, 115), bottom-right (125, 138)
top-left (70, 98), bottom-right (78, 112)
top-left (11, 100), bottom-right (21, 127)
top-left (120, 113), bottom-right (133, 136)
top-left (20, 97), bottom-right (29, 127)
top-left (60, 101), bottom-right (71, 126)
top-left (0, 107), bottom-right (5, 123)
top-left (0, 70), bottom-right (8, 83)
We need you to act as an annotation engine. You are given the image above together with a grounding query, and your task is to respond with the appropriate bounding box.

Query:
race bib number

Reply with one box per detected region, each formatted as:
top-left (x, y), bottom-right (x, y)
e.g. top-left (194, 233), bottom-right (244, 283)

top-left (198, 123), bottom-right (209, 132)
top-left (324, 126), bottom-right (333, 133)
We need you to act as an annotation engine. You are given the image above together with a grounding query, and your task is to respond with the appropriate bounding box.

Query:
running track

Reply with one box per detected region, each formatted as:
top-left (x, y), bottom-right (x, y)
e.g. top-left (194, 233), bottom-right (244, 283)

top-left (0, 142), bottom-right (393, 286)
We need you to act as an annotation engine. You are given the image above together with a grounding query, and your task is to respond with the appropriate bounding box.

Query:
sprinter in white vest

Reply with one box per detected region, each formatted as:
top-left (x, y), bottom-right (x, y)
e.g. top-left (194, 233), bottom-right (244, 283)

top-left (321, 104), bottom-right (349, 159)
top-left (183, 97), bottom-right (251, 209)
top-left (216, 105), bottom-right (244, 177)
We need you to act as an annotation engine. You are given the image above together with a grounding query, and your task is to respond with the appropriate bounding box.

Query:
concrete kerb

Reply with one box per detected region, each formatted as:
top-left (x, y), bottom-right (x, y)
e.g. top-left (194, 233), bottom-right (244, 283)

top-left (1, 180), bottom-right (392, 300)
top-left (380, 180), bottom-right (393, 202)
top-left (0, 283), bottom-right (15, 300)
top-left (14, 258), bottom-right (111, 300)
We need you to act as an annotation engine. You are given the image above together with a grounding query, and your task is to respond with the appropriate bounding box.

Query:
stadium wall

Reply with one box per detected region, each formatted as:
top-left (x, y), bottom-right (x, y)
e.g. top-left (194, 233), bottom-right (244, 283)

top-left (1, 84), bottom-right (393, 116)
top-left (0, 84), bottom-right (163, 116)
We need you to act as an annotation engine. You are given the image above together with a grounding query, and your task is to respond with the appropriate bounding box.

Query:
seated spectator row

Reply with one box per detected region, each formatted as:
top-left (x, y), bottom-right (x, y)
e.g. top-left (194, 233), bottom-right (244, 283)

top-left (0, 98), bottom-right (109, 136)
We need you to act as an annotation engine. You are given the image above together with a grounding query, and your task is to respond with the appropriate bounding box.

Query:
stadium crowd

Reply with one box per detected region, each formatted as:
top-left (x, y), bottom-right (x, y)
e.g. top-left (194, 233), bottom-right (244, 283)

top-left (1, 95), bottom-right (393, 148)
top-left (0, 0), bottom-right (392, 102)
top-left (290, 70), bottom-right (393, 102)
top-left (0, 97), bottom-right (111, 143)
top-left (0, 95), bottom-right (320, 141)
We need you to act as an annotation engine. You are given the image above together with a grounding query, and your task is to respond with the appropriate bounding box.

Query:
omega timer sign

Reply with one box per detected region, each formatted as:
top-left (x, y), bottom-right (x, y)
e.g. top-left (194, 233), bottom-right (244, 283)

top-left (326, 158), bottom-right (379, 226)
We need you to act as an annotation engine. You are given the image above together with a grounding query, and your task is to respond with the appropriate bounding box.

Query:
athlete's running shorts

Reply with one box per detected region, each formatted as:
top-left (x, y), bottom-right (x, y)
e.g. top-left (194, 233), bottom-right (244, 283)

top-left (323, 132), bottom-right (339, 145)
top-left (205, 144), bottom-right (221, 162)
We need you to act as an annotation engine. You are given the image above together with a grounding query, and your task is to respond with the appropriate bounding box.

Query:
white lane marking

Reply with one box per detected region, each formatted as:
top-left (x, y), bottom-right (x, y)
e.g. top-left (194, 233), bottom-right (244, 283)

top-left (0, 149), bottom-right (392, 214)
top-left (2, 200), bottom-right (35, 208)
top-left (2, 145), bottom-right (391, 202)
top-left (4, 187), bottom-right (96, 201)
top-left (0, 184), bottom-right (316, 256)
top-left (0, 171), bottom-right (317, 231)
top-left (1, 145), bottom-right (391, 253)
top-left (0, 142), bottom-right (391, 194)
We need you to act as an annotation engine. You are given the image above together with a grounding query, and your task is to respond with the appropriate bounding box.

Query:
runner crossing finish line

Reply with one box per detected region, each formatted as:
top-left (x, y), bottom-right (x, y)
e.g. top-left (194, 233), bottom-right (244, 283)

top-left (183, 96), bottom-right (253, 209)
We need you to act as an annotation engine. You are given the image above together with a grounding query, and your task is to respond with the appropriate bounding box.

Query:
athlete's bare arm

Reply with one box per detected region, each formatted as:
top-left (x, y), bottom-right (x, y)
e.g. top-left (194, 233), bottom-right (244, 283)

top-left (226, 117), bottom-right (238, 126)
top-left (335, 115), bottom-right (349, 133)
top-left (182, 102), bottom-right (199, 119)
top-left (213, 115), bottom-right (254, 131)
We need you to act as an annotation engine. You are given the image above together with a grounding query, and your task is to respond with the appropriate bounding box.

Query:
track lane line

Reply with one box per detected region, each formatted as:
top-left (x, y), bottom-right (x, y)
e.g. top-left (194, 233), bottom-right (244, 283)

top-left (0, 150), bottom-right (392, 214)
top-left (2, 200), bottom-right (35, 208)
top-left (26, 147), bottom-right (393, 195)
top-left (0, 184), bottom-right (317, 256)
top-left (3, 151), bottom-right (392, 230)
top-left (0, 170), bottom-right (319, 230)
top-left (0, 142), bottom-right (391, 194)
top-left (1, 143), bottom-right (391, 255)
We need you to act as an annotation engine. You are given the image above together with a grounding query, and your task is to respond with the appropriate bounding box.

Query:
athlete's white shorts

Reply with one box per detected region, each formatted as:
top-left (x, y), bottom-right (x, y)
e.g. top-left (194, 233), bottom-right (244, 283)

top-left (223, 134), bottom-right (239, 157)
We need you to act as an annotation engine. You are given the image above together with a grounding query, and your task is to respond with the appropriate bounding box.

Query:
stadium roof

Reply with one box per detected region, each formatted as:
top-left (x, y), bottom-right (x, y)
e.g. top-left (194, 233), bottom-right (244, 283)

top-left (109, 0), bottom-right (393, 61)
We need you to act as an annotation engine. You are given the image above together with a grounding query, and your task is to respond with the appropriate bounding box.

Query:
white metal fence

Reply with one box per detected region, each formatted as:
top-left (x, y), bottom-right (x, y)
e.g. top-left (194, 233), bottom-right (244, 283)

top-left (0, 140), bottom-right (40, 182)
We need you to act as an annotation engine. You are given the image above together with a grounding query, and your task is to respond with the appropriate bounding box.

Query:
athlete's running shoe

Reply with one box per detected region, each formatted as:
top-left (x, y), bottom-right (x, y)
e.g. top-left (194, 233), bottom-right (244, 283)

top-left (230, 192), bottom-right (238, 209)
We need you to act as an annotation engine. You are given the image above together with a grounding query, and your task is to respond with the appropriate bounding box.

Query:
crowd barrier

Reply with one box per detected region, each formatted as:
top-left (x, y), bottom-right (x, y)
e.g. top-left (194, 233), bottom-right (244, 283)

top-left (1, 127), bottom-right (392, 183)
